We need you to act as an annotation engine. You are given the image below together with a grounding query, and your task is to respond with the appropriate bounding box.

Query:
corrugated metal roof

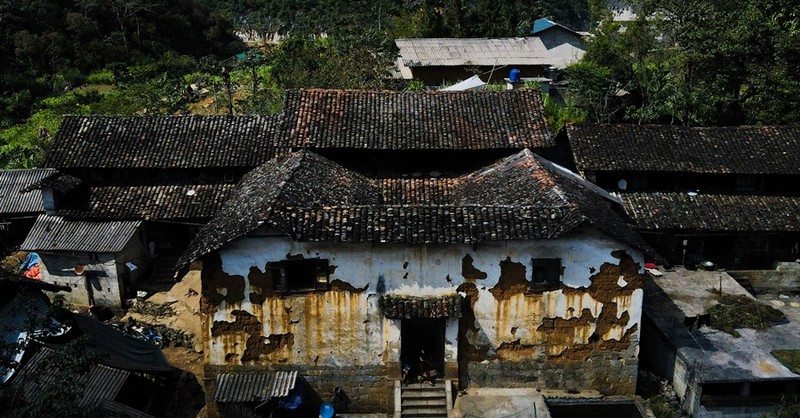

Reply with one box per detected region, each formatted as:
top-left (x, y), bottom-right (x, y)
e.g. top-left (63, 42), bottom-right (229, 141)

top-left (396, 37), bottom-right (551, 67)
top-left (214, 371), bottom-right (298, 403)
top-left (0, 169), bottom-right (55, 214)
top-left (12, 346), bottom-right (130, 407)
top-left (79, 364), bottom-right (131, 408)
top-left (21, 215), bottom-right (141, 252)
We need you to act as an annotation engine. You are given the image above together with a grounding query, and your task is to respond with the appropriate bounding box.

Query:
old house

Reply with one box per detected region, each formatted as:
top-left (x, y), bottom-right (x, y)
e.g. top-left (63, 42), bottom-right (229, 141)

top-left (395, 31), bottom-right (585, 85)
top-left (530, 18), bottom-right (588, 70)
top-left (566, 124), bottom-right (800, 269)
top-left (22, 115), bottom-right (283, 306)
top-left (178, 120), bottom-right (655, 416)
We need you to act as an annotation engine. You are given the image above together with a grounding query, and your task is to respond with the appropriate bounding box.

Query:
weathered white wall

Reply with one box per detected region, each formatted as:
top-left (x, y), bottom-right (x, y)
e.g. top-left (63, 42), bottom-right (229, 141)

top-left (40, 251), bottom-right (123, 307)
top-left (205, 226), bottom-right (644, 369)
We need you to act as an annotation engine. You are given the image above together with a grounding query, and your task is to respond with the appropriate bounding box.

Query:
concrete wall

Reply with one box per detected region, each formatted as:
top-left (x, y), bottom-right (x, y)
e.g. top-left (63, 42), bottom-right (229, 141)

top-left (115, 226), bottom-right (149, 292)
top-left (201, 227), bottom-right (644, 412)
top-left (40, 251), bottom-right (123, 307)
top-left (728, 269), bottom-right (800, 294)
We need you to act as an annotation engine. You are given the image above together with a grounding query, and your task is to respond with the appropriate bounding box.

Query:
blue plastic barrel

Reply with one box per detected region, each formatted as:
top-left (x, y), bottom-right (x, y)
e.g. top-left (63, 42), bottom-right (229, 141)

top-left (509, 69), bottom-right (521, 82)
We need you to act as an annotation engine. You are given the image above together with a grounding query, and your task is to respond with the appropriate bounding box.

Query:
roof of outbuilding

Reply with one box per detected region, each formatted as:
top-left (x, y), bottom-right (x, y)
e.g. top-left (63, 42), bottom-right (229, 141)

top-left (395, 37), bottom-right (551, 67)
top-left (178, 149), bottom-right (654, 267)
top-left (21, 215), bottom-right (141, 252)
top-left (567, 124), bottom-right (800, 174)
top-left (214, 371), bottom-right (299, 403)
top-left (45, 115), bottom-right (283, 169)
top-left (56, 181), bottom-right (236, 220)
top-left (0, 169), bottom-right (55, 214)
top-left (281, 89), bottom-right (553, 150)
top-left (621, 192), bottom-right (800, 232)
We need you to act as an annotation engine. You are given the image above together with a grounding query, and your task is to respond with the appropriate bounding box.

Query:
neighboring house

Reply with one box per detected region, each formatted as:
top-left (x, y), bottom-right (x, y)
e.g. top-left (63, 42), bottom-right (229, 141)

top-left (279, 88), bottom-right (559, 172)
top-left (395, 33), bottom-right (584, 85)
top-left (178, 149), bottom-right (655, 414)
top-left (22, 115), bottom-right (283, 306)
top-left (530, 18), bottom-right (588, 69)
top-left (566, 123), bottom-right (800, 418)
top-left (0, 169), bottom-right (55, 245)
top-left (566, 124), bottom-right (800, 269)
top-left (20, 215), bottom-right (145, 307)
top-left (642, 268), bottom-right (800, 417)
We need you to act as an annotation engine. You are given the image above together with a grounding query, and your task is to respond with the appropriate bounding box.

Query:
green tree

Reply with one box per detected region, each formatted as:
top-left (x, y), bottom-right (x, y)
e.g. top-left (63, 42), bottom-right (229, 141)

top-left (567, 0), bottom-right (800, 125)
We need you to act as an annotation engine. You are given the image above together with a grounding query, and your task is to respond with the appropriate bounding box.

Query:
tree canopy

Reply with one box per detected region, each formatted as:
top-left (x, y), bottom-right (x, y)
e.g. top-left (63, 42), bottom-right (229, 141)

top-left (567, 0), bottom-right (800, 125)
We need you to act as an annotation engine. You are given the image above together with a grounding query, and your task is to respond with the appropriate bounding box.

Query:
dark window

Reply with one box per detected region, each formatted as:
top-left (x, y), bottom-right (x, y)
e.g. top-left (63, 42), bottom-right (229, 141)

top-left (530, 258), bottom-right (561, 291)
top-left (269, 259), bottom-right (329, 293)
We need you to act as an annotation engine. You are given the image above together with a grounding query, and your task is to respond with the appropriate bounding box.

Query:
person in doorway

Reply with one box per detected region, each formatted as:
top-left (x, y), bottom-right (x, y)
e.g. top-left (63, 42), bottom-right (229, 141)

top-left (401, 361), bottom-right (411, 385)
top-left (419, 348), bottom-right (434, 386)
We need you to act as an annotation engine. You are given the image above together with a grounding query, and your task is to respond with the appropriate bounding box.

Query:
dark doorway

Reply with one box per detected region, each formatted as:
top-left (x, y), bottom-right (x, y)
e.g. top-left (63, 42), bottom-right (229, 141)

top-left (401, 318), bottom-right (445, 382)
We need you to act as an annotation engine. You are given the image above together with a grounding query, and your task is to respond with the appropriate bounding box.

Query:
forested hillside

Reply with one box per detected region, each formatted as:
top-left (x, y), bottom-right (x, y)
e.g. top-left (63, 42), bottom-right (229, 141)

top-left (3, 0), bottom-right (799, 169)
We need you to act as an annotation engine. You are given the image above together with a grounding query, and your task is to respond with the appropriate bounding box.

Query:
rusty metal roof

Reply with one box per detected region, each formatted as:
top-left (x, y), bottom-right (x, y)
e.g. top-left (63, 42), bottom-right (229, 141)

top-left (21, 215), bottom-right (141, 252)
top-left (0, 169), bottom-right (55, 214)
top-left (213, 370), bottom-right (298, 403)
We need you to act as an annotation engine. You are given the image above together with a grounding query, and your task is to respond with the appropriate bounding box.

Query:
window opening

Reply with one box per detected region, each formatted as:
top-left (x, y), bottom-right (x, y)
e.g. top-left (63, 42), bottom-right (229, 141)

top-left (270, 258), bottom-right (329, 293)
top-left (530, 258), bottom-right (561, 291)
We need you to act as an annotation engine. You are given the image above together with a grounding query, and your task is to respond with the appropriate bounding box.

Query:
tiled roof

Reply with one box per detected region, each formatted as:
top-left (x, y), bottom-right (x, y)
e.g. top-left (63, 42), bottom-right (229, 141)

top-left (179, 150), bottom-right (654, 267)
top-left (0, 169), bottom-right (54, 214)
top-left (621, 192), bottom-right (800, 232)
top-left (21, 170), bottom-right (82, 194)
top-left (567, 124), bottom-right (800, 174)
top-left (281, 89), bottom-right (552, 150)
top-left (46, 115), bottom-right (283, 169)
top-left (21, 215), bottom-right (141, 252)
top-left (396, 38), bottom-right (551, 67)
top-left (56, 181), bottom-right (236, 220)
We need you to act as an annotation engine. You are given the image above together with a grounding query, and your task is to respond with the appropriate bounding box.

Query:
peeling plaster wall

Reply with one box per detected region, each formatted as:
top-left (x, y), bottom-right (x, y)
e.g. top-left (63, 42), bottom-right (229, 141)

top-left (201, 226), bottom-right (645, 408)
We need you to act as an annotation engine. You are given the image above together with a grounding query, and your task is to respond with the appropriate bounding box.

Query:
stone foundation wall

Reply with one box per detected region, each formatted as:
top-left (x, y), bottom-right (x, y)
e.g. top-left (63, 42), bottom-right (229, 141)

top-left (204, 364), bottom-right (391, 416)
top-left (465, 347), bottom-right (639, 396)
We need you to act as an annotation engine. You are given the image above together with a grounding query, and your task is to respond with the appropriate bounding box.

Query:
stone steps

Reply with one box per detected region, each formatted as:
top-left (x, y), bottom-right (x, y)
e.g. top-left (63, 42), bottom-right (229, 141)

top-left (401, 382), bottom-right (447, 417)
